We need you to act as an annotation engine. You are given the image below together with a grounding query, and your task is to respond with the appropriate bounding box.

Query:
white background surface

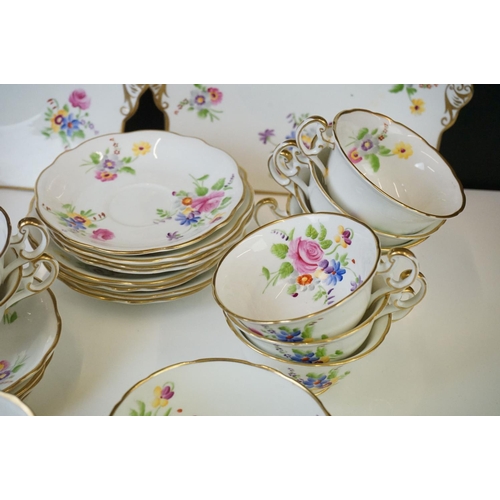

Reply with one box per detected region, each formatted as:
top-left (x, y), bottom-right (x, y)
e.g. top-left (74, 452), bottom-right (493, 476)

top-left (1, 187), bottom-right (498, 415)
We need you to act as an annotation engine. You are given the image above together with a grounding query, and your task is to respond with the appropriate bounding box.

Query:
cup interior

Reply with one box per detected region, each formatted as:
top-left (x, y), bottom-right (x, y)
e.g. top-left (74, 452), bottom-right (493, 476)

top-left (333, 109), bottom-right (465, 216)
top-left (214, 213), bottom-right (380, 322)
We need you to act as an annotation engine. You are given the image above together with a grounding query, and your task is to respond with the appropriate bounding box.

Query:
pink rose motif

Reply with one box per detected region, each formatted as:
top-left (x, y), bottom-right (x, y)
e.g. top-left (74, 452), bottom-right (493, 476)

top-left (191, 191), bottom-right (225, 213)
top-left (91, 228), bottom-right (115, 241)
top-left (288, 237), bottom-right (324, 274)
top-left (69, 89), bottom-right (91, 110)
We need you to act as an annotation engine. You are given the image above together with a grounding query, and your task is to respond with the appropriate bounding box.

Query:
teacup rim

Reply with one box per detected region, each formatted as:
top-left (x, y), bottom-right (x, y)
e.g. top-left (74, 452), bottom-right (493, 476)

top-left (212, 211), bottom-right (381, 324)
top-left (226, 309), bottom-right (392, 368)
top-left (331, 108), bottom-right (466, 219)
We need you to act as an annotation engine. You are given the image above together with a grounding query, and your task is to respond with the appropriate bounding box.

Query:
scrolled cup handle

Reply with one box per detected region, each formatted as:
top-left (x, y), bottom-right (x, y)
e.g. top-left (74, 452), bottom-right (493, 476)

top-left (268, 139), bottom-right (311, 196)
top-left (3, 256), bottom-right (59, 310)
top-left (295, 115), bottom-right (335, 162)
top-left (390, 272), bottom-right (427, 322)
top-left (253, 198), bottom-right (290, 227)
top-left (369, 248), bottom-right (420, 307)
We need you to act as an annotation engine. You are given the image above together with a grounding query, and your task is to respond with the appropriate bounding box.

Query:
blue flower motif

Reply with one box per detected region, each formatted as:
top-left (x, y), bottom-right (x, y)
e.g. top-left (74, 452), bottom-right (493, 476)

top-left (275, 328), bottom-right (304, 342)
top-left (303, 374), bottom-right (331, 389)
top-left (291, 351), bottom-right (320, 363)
top-left (61, 113), bottom-right (81, 137)
top-left (175, 211), bottom-right (201, 226)
top-left (319, 259), bottom-right (346, 287)
top-left (63, 217), bottom-right (86, 231)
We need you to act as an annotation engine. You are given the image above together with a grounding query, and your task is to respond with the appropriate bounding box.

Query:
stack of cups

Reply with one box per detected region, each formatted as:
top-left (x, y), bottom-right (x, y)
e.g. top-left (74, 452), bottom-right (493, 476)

top-left (0, 207), bottom-right (60, 399)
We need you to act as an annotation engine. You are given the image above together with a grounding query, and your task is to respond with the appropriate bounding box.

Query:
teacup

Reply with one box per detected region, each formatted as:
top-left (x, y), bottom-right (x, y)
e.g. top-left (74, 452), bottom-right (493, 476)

top-left (226, 272), bottom-right (426, 361)
top-left (0, 391), bottom-right (34, 416)
top-left (269, 109), bottom-right (465, 235)
top-left (213, 212), bottom-right (420, 340)
top-left (0, 249), bottom-right (59, 318)
top-left (0, 210), bottom-right (51, 285)
top-left (226, 306), bottom-right (393, 395)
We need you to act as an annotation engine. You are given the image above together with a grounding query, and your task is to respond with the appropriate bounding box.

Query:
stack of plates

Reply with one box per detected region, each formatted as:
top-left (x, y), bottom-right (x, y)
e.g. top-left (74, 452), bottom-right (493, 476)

top-left (31, 131), bottom-right (254, 304)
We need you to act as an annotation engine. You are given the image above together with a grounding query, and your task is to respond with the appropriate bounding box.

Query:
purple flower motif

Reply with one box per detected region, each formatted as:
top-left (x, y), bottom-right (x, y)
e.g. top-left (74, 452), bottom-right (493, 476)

top-left (167, 231), bottom-right (181, 241)
top-left (258, 129), bottom-right (275, 144)
top-left (0, 360), bottom-right (11, 381)
top-left (175, 210), bottom-right (201, 226)
top-left (99, 155), bottom-right (121, 172)
top-left (341, 230), bottom-right (352, 245)
top-left (63, 217), bottom-right (86, 231)
top-left (350, 276), bottom-right (363, 292)
top-left (60, 113), bottom-right (81, 137)
top-left (359, 134), bottom-right (379, 154)
top-left (319, 259), bottom-right (346, 287)
top-left (161, 385), bottom-right (174, 400)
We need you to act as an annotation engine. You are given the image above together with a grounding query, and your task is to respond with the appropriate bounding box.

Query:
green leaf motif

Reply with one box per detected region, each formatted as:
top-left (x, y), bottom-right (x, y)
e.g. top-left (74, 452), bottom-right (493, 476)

top-left (271, 243), bottom-right (289, 259)
top-left (303, 324), bottom-right (314, 339)
top-left (378, 146), bottom-right (392, 156)
top-left (137, 401), bottom-right (146, 416)
top-left (357, 128), bottom-right (369, 140)
top-left (122, 157), bottom-right (132, 164)
top-left (211, 178), bottom-right (225, 191)
top-left (90, 152), bottom-right (101, 164)
top-left (317, 348), bottom-right (326, 357)
top-left (278, 262), bottom-right (294, 279)
top-left (198, 174), bottom-right (209, 181)
top-left (129, 410), bottom-right (138, 416)
top-left (406, 86), bottom-right (417, 96)
top-left (63, 104), bottom-right (70, 112)
top-left (370, 128), bottom-right (379, 135)
top-left (11, 363), bottom-right (24, 373)
top-left (144, 411), bottom-right (152, 416)
top-left (262, 267), bottom-right (270, 280)
top-left (366, 154), bottom-right (380, 172)
top-left (72, 130), bottom-right (85, 140)
top-left (313, 288), bottom-right (326, 301)
top-left (389, 84), bottom-right (404, 93)
top-left (119, 166), bottom-right (136, 175)
top-left (319, 223), bottom-right (327, 242)
top-left (195, 186), bottom-right (209, 196)
top-left (320, 239), bottom-right (333, 250)
top-left (287, 284), bottom-right (297, 294)
top-left (165, 407), bottom-right (172, 416)
top-left (327, 370), bottom-right (339, 380)
top-left (305, 224), bottom-right (318, 239)
top-left (198, 109), bottom-right (209, 118)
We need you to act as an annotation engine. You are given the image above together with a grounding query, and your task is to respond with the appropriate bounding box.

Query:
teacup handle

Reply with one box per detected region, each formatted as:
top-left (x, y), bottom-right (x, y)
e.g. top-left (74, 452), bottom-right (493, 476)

top-left (3, 256), bottom-right (59, 310)
top-left (253, 198), bottom-right (289, 227)
top-left (268, 140), bottom-right (311, 196)
top-left (373, 272), bottom-right (427, 323)
top-left (295, 115), bottom-right (335, 159)
top-left (368, 248), bottom-right (420, 307)
top-left (3, 218), bottom-right (50, 277)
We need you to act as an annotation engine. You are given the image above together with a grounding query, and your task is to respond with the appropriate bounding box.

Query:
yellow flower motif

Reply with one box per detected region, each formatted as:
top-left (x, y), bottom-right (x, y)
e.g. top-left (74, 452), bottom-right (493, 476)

top-left (50, 109), bottom-right (68, 132)
top-left (392, 142), bottom-right (413, 159)
top-left (182, 206), bottom-right (193, 215)
top-left (410, 98), bottom-right (425, 115)
top-left (132, 141), bottom-right (151, 156)
top-left (334, 225), bottom-right (349, 248)
top-left (152, 386), bottom-right (169, 408)
top-left (300, 133), bottom-right (314, 150)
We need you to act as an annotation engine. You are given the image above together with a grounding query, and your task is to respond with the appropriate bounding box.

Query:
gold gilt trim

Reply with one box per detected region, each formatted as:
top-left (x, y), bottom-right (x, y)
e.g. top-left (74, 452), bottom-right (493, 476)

top-left (17, 353), bottom-right (53, 400)
top-left (0, 206), bottom-right (12, 258)
top-left (150, 84), bottom-right (170, 131)
top-left (225, 312), bottom-right (392, 370)
top-left (0, 391), bottom-right (35, 415)
top-left (4, 288), bottom-right (61, 393)
top-left (109, 357), bottom-right (330, 416)
top-left (0, 185), bottom-right (34, 192)
top-left (437, 84), bottom-right (474, 150)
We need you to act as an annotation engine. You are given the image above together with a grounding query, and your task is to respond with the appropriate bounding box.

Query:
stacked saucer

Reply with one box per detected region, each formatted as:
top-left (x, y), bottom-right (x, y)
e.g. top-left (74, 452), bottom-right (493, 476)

top-left (32, 131), bottom-right (254, 303)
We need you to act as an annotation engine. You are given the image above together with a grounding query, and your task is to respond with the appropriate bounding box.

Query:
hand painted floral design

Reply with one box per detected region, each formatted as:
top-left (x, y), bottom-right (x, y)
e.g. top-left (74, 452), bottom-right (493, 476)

top-left (249, 321), bottom-right (318, 342)
top-left (42, 203), bottom-right (115, 241)
top-left (129, 382), bottom-right (182, 416)
top-left (258, 112), bottom-right (316, 149)
top-left (287, 367), bottom-right (350, 390)
top-left (389, 84), bottom-right (438, 115)
top-left (2, 308), bottom-right (18, 324)
top-left (0, 352), bottom-right (28, 387)
top-left (80, 137), bottom-right (151, 181)
top-left (344, 124), bottom-right (414, 172)
top-left (154, 174), bottom-right (234, 239)
top-left (174, 84), bottom-right (223, 122)
top-left (42, 89), bottom-right (98, 148)
top-left (261, 223), bottom-right (361, 305)
top-left (274, 344), bottom-right (344, 364)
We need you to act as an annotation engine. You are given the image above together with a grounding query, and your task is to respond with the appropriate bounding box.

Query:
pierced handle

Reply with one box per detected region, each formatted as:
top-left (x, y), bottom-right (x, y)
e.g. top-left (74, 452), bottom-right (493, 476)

top-left (253, 198), bottom-right (289, 227)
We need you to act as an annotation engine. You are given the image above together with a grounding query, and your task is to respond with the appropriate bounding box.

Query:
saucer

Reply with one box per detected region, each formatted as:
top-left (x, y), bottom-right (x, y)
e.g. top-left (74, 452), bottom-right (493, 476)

top-left (110, 358), bottom-right (330, 416)
top-left (0, 289), bottom-right (61, 392)
top-left (35, 130), bottom-right (245, 254)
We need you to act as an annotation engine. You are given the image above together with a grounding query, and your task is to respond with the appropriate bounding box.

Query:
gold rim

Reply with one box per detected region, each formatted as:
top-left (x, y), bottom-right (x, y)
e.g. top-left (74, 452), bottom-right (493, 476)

top-left (331, 108), bottom-right (466, 219)
top-left (225, 311), bottom-right (392, 369)
top-left (16, 352), bottom-right (53, 400)
top-left (225, 291), bottom-right (390, 346)
top-left (109, 357), bottom-right (330, 416)
top-left (212, 211), bottom-right (382, 325)
top-left (35, 131), bottom-right (249, 255)
top-left (3, 288), bottom-right (61, 392)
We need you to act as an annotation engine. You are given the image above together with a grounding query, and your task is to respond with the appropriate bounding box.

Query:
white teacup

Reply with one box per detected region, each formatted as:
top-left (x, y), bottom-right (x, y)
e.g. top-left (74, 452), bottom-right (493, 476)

top-left (0, 391), bottom-right (34, 416)
top-left (0, 210), bottom-right (51, 285)
top-left (269, 110), bottom-right (466, 235)
top-left (0, 248), bottom-right (58, 318)
top-left (213, 212), bottom-right (420, 340)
